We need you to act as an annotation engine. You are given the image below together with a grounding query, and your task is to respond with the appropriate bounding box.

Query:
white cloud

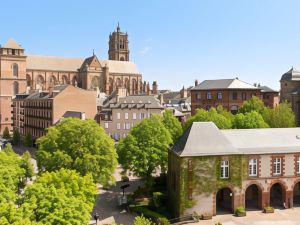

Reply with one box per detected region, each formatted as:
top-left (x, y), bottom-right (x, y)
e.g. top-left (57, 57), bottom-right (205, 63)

top-left (140, 46), bottom-right (151, 54)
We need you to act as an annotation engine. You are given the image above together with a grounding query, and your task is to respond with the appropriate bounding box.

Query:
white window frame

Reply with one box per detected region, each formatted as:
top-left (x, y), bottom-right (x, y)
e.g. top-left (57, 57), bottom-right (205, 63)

top-left (126, 123), bottom-right (130, 130)
top-left (117, 113), bottom-right (121, 120)
top-left (248, 158), bottom-right (257, 177)
top-left (207, 92), bottom-right (212, 100)
top-left (273, 158), bottom-right (281, 176)
top-left (104, 122), bottom-right (108, 129)
top-left (116, 123), bottom-right (121, 130)
top-left (196, 93), bottom-right (201, 100)
top-left (133, 113), bottom-right (137, 120)
top-left (140, 113), bottom-right (145, 119)
top-left (125, 112), bottom-right (129, 120)
top-left (220, 160), bottom-right (229, 178)
top-left (217, 92), bottom-right (222, 100)
top-left (297, 156), bottom-right (300, 174)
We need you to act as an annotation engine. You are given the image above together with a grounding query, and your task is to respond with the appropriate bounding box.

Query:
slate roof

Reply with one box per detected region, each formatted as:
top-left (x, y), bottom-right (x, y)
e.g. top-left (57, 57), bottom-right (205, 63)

top-left (172, 122), bottom-right (300, 157)
top-left (62, 111), bottom-right (83, 119)
top-left (103, 95), bottom-right (164, 109)
top-left (260, 85), bottom-right (278, 93)
top-left (25, 85), bottom-right (69, 99)
top-left (192, 78), bottom-right (258, 90)
top-left (281, 67), bottom-right (300, 81)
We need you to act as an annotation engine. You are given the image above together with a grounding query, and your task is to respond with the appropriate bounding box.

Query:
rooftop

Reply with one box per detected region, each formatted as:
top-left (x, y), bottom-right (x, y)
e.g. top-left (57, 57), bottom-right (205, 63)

top-left (281, 67), bottom-right (300, 81)
top-left (192, 78), bottom-right (258, 90)
top-left (172, 122), bottom-right (300, 157)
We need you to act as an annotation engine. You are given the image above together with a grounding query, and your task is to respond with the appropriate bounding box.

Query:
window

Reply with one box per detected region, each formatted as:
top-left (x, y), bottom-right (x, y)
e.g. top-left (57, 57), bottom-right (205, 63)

top-left (242, 92), bottom-right (246, 100)
top-left (217, 92), bottom-right (222, 99)
top-left (117, 113), bottom-right (121, 119)
top-left (297, 156), bottom-right (300, 174)
top-left (125, 112), bottom-right (129, 119)
top-left (116, 123), bottom-right (121, 130)
top-left (196, 93), bottom-right (201, 100)
top-left (140, 113), bottom-right (145, 119)
top-left (12, 64), bottom-right (18, 77)
top-left (221, 160), bottom-right (229, 178)
top-left (104, 122), bottom-right (108, 129)
top-left (249, 158), bottom-right (257, 176)
top-left (273, 158), bottom-right (281, 176)
top-left (126, 123), bottom-right (130, 130)
top-left (232, 92), bottom-right (237, 100)
top-left (207, 92), bottom-right (212, 100)
top-left (133, 113), bottom-right (137, 120)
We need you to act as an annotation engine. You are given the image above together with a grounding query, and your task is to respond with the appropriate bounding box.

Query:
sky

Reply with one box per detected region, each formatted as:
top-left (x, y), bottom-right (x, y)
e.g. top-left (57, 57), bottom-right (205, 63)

top-left (1, 0), bottom-right (300, 91)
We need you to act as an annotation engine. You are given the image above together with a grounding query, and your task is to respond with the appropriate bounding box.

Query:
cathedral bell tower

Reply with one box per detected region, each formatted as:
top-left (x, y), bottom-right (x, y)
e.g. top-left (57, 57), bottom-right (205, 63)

top-left (108, 23), bottom-right (130, 61)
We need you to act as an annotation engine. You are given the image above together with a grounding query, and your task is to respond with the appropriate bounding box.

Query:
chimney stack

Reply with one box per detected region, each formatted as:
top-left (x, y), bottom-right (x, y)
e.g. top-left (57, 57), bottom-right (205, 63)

top-left (180, 86), bottom-right (188, 98)
top-left (159, 94), bottom-right (164, 105)
top-left (195, 79), bottom-right (199, 87)
top-left (147, 82), bottom-right (150, 95)
top-left (152, 81), bottom-right (158, 95)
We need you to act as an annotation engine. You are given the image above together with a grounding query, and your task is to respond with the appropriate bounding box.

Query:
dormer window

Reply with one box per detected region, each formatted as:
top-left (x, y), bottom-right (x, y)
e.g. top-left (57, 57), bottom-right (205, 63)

top-left (12, 64), bottom-right (18, 77)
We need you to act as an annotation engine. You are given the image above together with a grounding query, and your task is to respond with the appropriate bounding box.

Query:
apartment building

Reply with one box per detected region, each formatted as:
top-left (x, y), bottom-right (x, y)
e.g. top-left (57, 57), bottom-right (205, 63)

top-left (99, 92), bottom-right (164, 140)
top-left (12, 85), bottom-right (96, 139)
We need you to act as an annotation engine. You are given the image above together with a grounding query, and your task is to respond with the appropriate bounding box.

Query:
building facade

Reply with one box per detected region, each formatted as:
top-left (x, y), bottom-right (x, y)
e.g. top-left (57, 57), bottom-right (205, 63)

top-left (0, 25), bottom-right (151, 133)
top-left (260, 85), bottom-right (279, 108)
top-left (99, 89), bottom-right (164, 140)
top-left (12, 85), bottom-right (96, 139)
top-left (168, 122), bottom-right (300, 218)
top-left (280, 67), bottom-right (300, 125)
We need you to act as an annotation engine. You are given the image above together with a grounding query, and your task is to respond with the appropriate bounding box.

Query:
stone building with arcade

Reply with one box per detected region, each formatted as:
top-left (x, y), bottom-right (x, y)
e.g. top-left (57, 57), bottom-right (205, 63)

top-left (168, 122), bottom-right (300, 218)
top-left (0, 24), bottom-right (150, 133)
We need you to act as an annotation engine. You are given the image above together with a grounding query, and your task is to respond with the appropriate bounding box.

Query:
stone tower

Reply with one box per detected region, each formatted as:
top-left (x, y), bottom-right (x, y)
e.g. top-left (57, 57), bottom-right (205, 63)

top-left (108, 23), bottom-right (130, 61)
top-left (0, 39), bottom-right (27, 132)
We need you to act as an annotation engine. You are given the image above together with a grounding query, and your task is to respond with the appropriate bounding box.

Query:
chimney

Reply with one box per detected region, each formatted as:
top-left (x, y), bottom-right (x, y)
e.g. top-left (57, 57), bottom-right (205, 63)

top-left (159, 94), bottom-right (164, 105)
top-left (152, 81), bottom-right (158, 95)
top-left (180, 86), bottom-right (188, 98)
top-left (195, 79), bottom-right (199, 87)
top-left (147, 82), bottom-right (150, 95)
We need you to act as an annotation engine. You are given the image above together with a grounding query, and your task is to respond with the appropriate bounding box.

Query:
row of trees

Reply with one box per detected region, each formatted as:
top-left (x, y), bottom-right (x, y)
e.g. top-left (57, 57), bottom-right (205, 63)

top-left (185, 97), bottom-right (296, 129)
top-left (2, 127), bottom-right (33, 147)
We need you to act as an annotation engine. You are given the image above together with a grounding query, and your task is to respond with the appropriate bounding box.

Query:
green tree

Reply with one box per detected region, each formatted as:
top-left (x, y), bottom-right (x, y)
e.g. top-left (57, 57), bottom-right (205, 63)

top-left (262, 101), bottom-right (296, 128)
top-left (12, 130), bottom-right (20, 146)
top-left (118, 116), bottom-right (172, 187)
top-left (2, 127), bottom-right (10, 139)
top-left (162, 109), bottom-right (183, 144)
top-left (233, 111), bottom-right (269, 129)
top-left (23, 133), bottom-right (32, 147)
top-left (134, 215), bottom-right (153, 225)
top-left (36, 118), bottom-right (117, 186)
top-left (216, 105), bottom-right (234, 122)
top-left (238, 96), bottom-right (266, 114)
top-left (184, 108), bottom-right (232, 130)
top-left (21, 152), bottom-right (35, 179)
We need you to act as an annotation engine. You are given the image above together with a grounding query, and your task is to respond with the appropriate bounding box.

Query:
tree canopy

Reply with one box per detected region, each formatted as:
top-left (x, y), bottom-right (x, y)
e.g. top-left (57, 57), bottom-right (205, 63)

top-left (238, 96), bottom-right (265, 114)
top-left (233, 111), bottom-right (269, 129)
top-left (184, 108), bottom-right (232, 130)
top-left (162, 109), bottom-right (183, 144)
top-left (118, 115), bottom-right (172, 186)
top-left (2, 127), bottom-right (10, 139)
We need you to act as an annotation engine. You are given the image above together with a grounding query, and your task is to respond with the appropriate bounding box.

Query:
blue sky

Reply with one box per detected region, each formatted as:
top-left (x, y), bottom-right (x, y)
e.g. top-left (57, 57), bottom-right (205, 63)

top-left (1, 0), bottom-right (300, 90)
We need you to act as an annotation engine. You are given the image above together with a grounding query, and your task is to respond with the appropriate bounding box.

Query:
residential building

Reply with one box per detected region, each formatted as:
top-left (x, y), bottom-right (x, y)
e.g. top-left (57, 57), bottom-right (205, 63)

top-left (12, 85), bottom-right (96, 140)
top-left (191, 78), bottom-right (262, 115)
top-left (280, 67), bottom-right (300, 125)
top-left (99, 88), bottom-right (164, 140)
top-left (0, 24), bottom-right (154, 133)
top-left (168, 122), bottom-right (300, 218)
top-left (260, 85), bottom-right (279, 108)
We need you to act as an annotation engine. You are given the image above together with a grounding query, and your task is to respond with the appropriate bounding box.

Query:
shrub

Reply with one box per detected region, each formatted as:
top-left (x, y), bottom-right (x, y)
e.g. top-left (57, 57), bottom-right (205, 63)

top-left (129, 205), bottom-right (168, 223)
top-left (157, 217), bottom-right (170, 225)
top-left (153, 192), bottom-right (167, 208)
top-left (134, 215), bottom-right (153, 225)
top-left (235, 206), bottom-right (245, 214)
top-left (121, 175), bottom-right (129, 182)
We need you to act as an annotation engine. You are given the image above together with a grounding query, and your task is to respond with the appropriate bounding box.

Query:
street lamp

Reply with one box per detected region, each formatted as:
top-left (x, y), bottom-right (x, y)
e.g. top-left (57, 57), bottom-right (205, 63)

top-left (94, 213), bottom-right (99, 225)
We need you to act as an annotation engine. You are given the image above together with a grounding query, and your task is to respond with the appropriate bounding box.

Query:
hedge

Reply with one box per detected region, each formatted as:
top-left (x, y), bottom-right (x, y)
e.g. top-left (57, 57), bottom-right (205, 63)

top-left (129, 205), bottom-right (169, 225)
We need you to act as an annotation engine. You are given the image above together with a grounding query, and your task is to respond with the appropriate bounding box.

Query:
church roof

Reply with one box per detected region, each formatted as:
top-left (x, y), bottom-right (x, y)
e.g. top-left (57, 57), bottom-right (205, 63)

top-left (172, 122), bottom-right (300, 157)
top-left (192, 78), bottom-right (258, 90)
top-left (2, 38), bottom-right (23, 49)
top-left (26, 55), bottom-right (141, 74)
top-left (280, 67), bottom-right (300, 81)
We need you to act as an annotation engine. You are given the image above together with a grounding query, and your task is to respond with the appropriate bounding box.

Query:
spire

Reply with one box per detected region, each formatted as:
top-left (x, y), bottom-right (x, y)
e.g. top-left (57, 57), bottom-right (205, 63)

top-left (92, 49), bottom-right (95, 56)
top-left (117, 22), bottom-right (120, 32)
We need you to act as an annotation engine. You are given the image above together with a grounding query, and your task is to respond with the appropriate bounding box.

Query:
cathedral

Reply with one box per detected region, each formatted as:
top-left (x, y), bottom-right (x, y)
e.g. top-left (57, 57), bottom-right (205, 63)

top-left (0, 24), bottom-right (152, 132)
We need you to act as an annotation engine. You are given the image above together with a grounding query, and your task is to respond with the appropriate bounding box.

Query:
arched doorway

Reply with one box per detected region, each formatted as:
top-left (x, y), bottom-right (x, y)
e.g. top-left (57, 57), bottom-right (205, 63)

top-left (216, 188), bottom-right (234, 214)
top-left (245, 184), bottom-right (261, 210)
top-left (293, 182), bottom-right (300, 207)
top-left (270, 183), bottom-right (284, 209)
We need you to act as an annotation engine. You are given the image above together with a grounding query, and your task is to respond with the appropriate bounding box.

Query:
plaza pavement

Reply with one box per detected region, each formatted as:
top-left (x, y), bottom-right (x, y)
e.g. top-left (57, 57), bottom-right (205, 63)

top-left (196, 208), bottom-right (300, 225)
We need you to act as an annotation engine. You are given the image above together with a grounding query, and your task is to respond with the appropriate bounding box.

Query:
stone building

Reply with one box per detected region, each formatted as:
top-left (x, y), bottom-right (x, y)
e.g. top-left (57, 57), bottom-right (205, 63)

top-left (0, 24), bottom-right (150, 133)
top-left (12, 85), bottom-right (96, 139)
top-left (99, 87), bottom-right (164, 140)
top-left (280, 67), bottom-right (300, 125)
top-left (191, 78), bottom-right (261, 115)
top-left (168, 122), bottom-right (300, 218)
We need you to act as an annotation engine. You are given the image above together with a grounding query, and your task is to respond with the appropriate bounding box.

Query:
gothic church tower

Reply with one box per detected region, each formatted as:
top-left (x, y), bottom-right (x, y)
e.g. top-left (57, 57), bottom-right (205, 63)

top-left (108, 23), bottom-right (130, 61)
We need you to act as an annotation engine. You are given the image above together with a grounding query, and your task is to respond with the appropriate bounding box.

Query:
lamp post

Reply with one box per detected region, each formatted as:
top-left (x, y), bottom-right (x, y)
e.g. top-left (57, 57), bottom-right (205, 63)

top-left (94, 212), bottom-right (99, 225)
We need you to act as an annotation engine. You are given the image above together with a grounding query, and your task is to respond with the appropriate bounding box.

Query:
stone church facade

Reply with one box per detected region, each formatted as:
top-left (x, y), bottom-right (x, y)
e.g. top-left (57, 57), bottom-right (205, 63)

top-left (0, 25), bottom-right (149, 133)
